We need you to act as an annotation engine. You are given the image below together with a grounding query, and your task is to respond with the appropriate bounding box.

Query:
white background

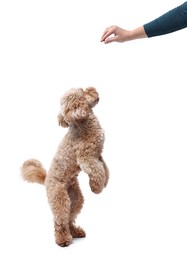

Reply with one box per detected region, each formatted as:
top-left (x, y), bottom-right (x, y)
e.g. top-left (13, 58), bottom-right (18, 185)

top-left (0, 0), bottom-right (187, 259)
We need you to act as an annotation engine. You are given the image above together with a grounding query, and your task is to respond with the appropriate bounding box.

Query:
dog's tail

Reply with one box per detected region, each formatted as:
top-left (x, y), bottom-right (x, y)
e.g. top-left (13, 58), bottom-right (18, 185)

top-left (21, 159), bottom-right (46, 184)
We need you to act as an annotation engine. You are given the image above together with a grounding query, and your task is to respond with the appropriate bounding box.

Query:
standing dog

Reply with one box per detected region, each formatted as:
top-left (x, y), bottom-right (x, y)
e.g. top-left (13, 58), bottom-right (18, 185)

top-left (21, 87), bottom-right (109, 247)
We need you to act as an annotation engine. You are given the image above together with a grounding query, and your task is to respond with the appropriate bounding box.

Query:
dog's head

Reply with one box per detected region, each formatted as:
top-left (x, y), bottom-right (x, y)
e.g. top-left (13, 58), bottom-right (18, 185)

top-left (58, 87), bottom-right (99, 127)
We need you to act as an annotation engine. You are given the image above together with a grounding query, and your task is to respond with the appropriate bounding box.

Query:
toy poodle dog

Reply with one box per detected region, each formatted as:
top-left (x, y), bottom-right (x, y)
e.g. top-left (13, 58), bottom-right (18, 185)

top-left (21, 87), bottom-right (109, 247)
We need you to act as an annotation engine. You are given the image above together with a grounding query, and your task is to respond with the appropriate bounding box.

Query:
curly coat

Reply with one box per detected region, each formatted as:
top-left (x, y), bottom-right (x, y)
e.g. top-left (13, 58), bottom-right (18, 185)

top-left (21, 87), bottom-right (109, 247)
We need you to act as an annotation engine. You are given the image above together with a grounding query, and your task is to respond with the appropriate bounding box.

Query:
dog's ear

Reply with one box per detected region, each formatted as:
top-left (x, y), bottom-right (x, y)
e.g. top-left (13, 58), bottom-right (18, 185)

top-left (57, 113), bottom-right (69, 128)
top-left (84, 87), bottom-right (99, 108)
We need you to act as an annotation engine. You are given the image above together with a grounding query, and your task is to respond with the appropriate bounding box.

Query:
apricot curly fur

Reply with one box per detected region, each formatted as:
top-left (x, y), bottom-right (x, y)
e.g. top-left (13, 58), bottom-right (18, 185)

top-left (21, 87), bottom-right (109, 247)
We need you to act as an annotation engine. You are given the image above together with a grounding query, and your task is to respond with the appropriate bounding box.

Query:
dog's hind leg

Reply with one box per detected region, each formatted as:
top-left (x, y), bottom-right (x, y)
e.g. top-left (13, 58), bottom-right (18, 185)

top-left (68, 178), bottom-right (86, 238)
top-left (46, 180), bottom-right (73, 247)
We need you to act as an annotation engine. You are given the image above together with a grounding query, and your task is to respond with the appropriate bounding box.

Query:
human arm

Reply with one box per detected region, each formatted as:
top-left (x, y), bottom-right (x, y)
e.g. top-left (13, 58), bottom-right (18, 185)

top-left (100, 1), bottom-right (187, 43)
top-left (144, 1), bottom-right (187, 37)
top-left (100, 25), bottom-right (147, 44)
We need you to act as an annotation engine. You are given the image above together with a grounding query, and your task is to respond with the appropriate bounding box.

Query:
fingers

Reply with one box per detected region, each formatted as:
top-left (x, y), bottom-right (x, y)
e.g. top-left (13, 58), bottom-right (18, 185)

top-left (100, 25), bottom-right (117, 43)
top-left (104, 35), bottom-right (118, 44)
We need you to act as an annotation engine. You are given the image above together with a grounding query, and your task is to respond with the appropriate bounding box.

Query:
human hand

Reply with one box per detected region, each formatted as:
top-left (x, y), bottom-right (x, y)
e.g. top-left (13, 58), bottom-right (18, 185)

top-left (100, 25), bottom-right (130, 44)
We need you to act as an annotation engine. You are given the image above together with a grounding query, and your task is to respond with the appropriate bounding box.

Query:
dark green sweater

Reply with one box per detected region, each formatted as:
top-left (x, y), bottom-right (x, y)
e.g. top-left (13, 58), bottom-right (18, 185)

top-left (144, 2), bottom-right (187, 37)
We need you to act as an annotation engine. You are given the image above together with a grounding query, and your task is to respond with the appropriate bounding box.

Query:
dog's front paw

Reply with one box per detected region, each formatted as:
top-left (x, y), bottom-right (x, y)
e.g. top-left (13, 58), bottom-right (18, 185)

top-left (89, 179), bottom-right (104, 194)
